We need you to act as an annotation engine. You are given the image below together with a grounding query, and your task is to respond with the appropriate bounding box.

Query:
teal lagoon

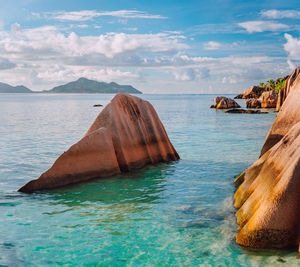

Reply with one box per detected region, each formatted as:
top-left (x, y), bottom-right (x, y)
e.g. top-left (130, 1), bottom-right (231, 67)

top-left (0, 94), bottom-right (298, 266)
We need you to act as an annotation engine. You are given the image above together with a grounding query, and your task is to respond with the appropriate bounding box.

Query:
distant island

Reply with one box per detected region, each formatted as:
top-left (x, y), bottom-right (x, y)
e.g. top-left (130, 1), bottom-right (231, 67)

top-left (0, 82), bottom-right (33, 93)
top-left (0, 78), bottom-right (142, 94)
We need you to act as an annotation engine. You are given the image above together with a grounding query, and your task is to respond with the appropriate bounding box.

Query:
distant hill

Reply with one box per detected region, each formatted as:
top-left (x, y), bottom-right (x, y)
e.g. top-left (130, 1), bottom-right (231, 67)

top-left (45, 78), bottom-right (142, 94)
top-left (0, 82), bottom-right (32, 93)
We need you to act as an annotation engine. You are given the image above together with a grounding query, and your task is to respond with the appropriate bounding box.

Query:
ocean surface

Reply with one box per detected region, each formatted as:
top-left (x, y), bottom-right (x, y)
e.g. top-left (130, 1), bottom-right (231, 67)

top-left (0, 94), bottom-right (298, 266)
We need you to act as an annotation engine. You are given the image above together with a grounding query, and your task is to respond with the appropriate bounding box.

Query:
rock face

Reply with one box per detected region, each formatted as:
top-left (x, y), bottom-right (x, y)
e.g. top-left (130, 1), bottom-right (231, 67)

top-left (234, 67), bottom-right (300, 250)
top-left (234, 93), bottom-right (244, 99)
top-left (259, 90), bottom-right (278, 108)
top-left (234, 122), bottom-right (300, 249)
top-left (242, 86), bottom-right (265, 99)
top-left (260, 68), bottom-right (300, 156)
top-left (277, 67), bottom-right (300, 110)
top-left (19, 94), bottom-right (179, 193)
top-left (246, 98), bottom-right (261, 109)
top-left (211, 96), bottom-right (240, 109)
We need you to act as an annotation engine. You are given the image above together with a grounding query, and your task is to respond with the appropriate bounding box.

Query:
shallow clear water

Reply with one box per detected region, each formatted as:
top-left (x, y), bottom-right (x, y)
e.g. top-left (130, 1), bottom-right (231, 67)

top-left (0, 94), bottom-right (298, 266)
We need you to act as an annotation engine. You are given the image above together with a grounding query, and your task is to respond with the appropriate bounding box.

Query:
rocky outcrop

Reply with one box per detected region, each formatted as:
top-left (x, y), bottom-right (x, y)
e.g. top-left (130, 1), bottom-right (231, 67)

top-left (211, 96), bottom-right (240, 109)
top-left (225, 109), bottom-right (266, 114)
top-left (246, 98), bottom-right (261, 109)
top-left (19, 94), bottom-right (179, 193)
top-left (234, 67), bottom-right (300, 250)
top-left (259, 90), bottom-right (278, 108)
top-left (260, 69), bottom-right (300, 156)
top-left (277, 67), bottom-right (300, 110)
top-left (234, 122), bottom-right (300, 249)
top-left (234, 93), bottom-right (244, 99)
top-left (242, 86), bottom-right (265, 99)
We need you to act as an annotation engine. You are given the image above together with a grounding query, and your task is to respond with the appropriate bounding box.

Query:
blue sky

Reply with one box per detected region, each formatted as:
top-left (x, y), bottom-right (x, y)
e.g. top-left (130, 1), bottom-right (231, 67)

top-left (0, 0), bottom-right (299, 93)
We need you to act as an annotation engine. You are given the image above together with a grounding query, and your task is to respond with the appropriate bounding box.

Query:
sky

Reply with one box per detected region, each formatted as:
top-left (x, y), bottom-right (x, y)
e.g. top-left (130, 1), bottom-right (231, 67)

top-left (0, 0), bottom-right (299, 93)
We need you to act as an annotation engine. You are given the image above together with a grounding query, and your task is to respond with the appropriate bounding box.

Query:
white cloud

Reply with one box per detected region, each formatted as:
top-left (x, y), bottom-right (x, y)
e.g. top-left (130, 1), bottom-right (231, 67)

top-left (284, 33), bottom-right (300, 60)
top-left (0, 25), bottom-right (188, 59)
top-left (0, 21), bottom-right (3, 29)
top-left (238, 20), bottom-right (289, 33)
top-left (174, 68), bottom-right (196, 81)
top-left (40, 10), bottom-right (166, 21)
top-left (261, 9), bottom-right (300, 19)
top-left (203, 41), bottom-right (221, 50)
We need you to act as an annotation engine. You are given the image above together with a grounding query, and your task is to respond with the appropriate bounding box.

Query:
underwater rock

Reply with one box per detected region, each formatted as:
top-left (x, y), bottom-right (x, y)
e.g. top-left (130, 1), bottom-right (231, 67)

top-left (234, 121), bottom-right (300, 249)
top-left (225, 109), bottom-right (266, 114)
top-left (19, 93), bottom-right (179, 193)
top-left (213, 96), bottom-right (240, 109)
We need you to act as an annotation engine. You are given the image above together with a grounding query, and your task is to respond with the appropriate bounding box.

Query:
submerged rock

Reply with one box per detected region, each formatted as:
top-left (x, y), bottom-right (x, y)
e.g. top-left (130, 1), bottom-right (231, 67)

top-left (225, 109), bottom-right (266, 114)
top-left (213, 96), bottom-right (240, 109)
top-left (246, 98), bottom-right (261, 109)
top-left (19, 94), bottom-right (179, 193)
top-left (259, 90), bottom-right (278, 108)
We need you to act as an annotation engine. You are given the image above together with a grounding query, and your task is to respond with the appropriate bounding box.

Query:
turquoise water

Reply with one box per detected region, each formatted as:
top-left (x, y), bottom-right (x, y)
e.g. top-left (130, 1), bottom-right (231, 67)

top-left (0, 94), bottom-right (298, 266)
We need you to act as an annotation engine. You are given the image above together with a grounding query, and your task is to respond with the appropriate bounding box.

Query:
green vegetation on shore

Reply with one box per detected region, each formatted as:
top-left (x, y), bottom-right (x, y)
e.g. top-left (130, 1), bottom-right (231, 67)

top-left (258, 75), bottom-right (289, 93)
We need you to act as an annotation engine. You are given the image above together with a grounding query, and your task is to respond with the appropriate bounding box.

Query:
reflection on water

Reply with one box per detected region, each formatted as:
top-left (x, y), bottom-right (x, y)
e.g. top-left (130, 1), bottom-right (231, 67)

top-left (0, 94), bottom-right (299, 266)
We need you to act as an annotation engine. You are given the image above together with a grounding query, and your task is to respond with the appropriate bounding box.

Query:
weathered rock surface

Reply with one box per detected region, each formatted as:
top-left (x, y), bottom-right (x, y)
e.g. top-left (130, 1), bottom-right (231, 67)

top-left (19, 94), bottom-right (179, 193)
top-left (277, 67), bottom-right (300, 110)
top-left (242, 86), bottom-right (265, 99)
top-left (246, 98), bottom-right (261, 109)
top-left (212, 96), bottom-right (240, 109)
top-left (259, 90), bottom-right (278, 108)
top-left (260, 68), bottom-right (300, 156)
top-left (234, 67), bottom-right (300, 250)
top-left (234, 93), bottom-right (244, 99)
top-left (234, 122), bottom-right (300, 249)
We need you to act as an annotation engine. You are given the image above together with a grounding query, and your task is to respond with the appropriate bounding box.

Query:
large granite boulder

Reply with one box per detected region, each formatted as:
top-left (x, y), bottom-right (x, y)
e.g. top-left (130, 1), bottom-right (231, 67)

top-left (246, 98), bottom-right (261, 109)
top-left (234, 67), bottom-right (300, 250)
top-left (259, 90), bottom-right (278, 108)
top-left (211, 96), bottom-right (240, 109)
top-left (19, 94), bottom-right (179, 193)
top-left (277, 67), bottom-right (300, 110)
top-left (234, 122), bottom-right (300, 249)
top-left (260, 68), bottom-right (300, 156)
top-left (242, 86), bottom-right (265, 99)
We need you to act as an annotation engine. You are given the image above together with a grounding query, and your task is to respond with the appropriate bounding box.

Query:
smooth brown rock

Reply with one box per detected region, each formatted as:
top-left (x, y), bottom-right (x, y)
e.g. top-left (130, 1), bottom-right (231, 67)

top-left (259, 90), bottom-right (278, 108)
top-left (277, 67), bottom-right (300, 110)
top-left (260, 68), bottom-right (300, 156)
top-left (19, 94), bottom-right (179, 193)
top-left (242, 86), bottom-right (265, 99)
top-left (19, 128), bottom-right (121, 193)
top-left (213, 96), bottom-right (240, 109)
top-left (246, 98), bottom-right (261, 109)
top-left (84, 93), bottom-right (179, 172)
top-left (234, 122), bottom-right (300, 249)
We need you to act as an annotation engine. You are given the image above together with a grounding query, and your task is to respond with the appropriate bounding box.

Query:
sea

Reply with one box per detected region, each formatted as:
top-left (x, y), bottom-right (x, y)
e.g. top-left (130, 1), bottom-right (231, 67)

top-left (0, 94), bottom-right (299, 266)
